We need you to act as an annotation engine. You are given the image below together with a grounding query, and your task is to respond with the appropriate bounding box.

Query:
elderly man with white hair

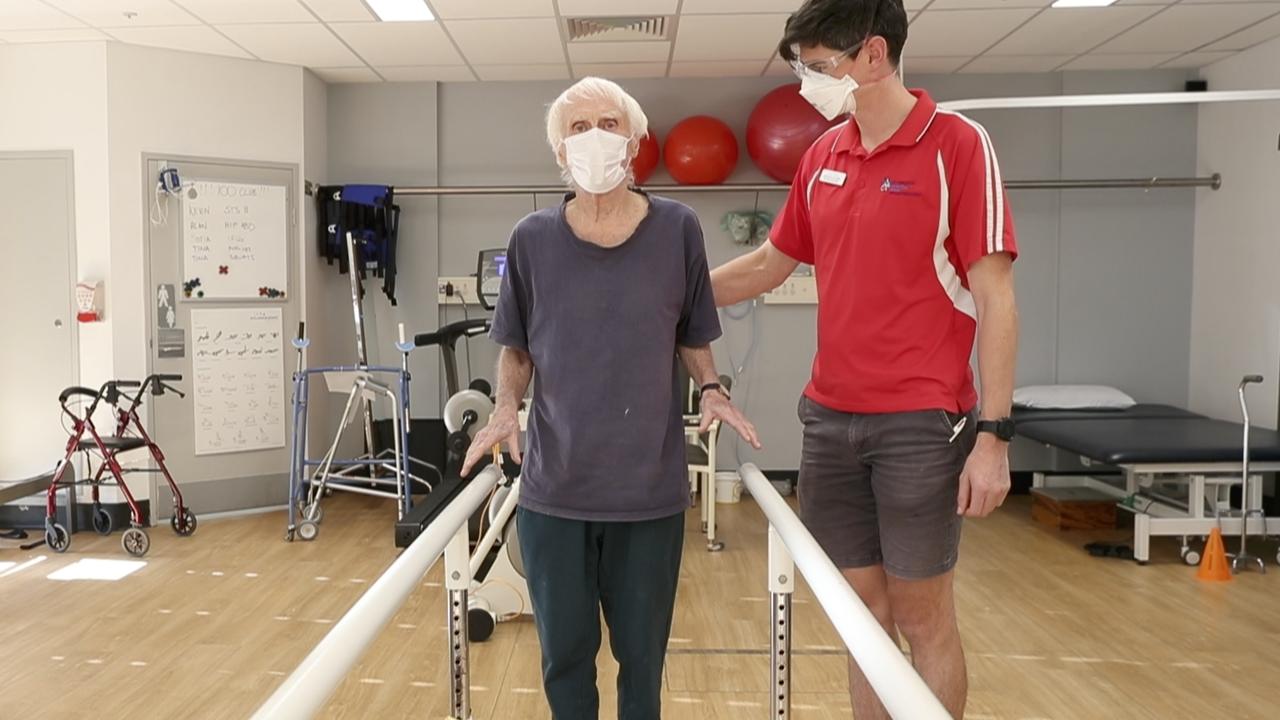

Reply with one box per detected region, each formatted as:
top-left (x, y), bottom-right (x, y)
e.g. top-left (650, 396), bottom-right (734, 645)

top-left (461, 77), bottom-right (760, 719)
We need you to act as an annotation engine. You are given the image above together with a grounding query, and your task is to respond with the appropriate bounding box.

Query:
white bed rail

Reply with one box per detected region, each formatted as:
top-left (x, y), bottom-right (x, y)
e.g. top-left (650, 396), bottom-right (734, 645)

top-left (739, 463), bottom-right (951, 720)
top-left (252, 465), bottom-right (503, 720)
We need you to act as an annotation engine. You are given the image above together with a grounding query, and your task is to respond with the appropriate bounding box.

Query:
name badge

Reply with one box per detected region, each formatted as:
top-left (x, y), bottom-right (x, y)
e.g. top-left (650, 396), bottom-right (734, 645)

top-left (818, 169), bottom-right (846, 186)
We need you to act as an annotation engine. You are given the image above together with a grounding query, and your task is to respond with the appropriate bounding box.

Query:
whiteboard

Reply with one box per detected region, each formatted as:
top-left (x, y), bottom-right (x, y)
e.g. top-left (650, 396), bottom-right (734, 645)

top-left (182, 180), bottom-right (288, 301)
top-left (191, 308), bottom-right (286, 456)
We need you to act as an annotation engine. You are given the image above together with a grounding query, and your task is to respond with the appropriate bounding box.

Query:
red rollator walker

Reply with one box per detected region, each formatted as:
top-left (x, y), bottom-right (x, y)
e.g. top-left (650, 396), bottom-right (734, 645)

top-left (44, 374), bottom-right (196, 557)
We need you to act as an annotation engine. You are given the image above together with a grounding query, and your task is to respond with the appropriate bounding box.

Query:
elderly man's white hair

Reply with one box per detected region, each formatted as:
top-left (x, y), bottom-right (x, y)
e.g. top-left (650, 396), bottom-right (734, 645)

top-left (545, 76), bottom-right (649, 153)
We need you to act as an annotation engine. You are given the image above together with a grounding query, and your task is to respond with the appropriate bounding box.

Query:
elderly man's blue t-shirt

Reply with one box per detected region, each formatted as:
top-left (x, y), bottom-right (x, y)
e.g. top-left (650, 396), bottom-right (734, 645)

top-left (489, 192), bottom-right (722, 522)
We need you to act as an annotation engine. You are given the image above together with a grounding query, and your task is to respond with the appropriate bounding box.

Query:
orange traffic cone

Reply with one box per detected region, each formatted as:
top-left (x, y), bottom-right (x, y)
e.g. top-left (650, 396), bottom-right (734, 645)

top-left (1197, 527), bottom-right (1233, 582)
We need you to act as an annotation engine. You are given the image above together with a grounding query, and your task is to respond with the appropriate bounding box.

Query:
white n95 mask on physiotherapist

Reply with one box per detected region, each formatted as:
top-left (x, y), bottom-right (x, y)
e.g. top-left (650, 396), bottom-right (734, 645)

top-left (563, 128), bottom-right (631, 194)
top-left (799, 72), bottom-right (858, 121)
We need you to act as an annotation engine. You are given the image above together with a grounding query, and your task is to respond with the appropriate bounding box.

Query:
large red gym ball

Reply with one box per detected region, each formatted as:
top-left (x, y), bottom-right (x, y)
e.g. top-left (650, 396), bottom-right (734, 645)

top-left (633, 131), bottom-right (660, 185)
top-left (664, 116), bottom-right (739, 185)
top-left (747, 83), bottom-right (841, 183)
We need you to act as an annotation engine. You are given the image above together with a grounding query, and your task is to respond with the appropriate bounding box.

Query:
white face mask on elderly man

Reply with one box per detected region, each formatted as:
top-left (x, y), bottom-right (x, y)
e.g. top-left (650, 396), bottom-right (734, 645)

top-left (563, 128), bottom-right (631, 194)
top-left (799, 71), bottom-right (858, 121)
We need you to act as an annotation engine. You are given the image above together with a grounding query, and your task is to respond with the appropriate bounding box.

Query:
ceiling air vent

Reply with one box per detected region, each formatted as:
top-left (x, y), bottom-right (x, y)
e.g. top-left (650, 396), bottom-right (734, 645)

top-left (565, 16), bottom-right (672, 43)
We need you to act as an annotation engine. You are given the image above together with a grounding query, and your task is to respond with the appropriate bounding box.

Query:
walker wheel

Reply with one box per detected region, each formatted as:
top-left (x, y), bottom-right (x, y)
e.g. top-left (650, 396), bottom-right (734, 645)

top-left (171, 509), bottom-right (197, 537)
top-left (122, 527), bottom-right (150, 557)
top-left (298, 520), bottom-right (319, 542)
top-left (46, 523), bottom-right (70, 553)
top-left (92, 507), bottom-right (113, 536)
top-left (468, 608), bottom-right (496, 642)
top-left (303, 503), bottom-right (323, 523)
top-left (707, 541), bottom-right (725, 553)
top-left (1183, 549), bottom-right (1201, 566)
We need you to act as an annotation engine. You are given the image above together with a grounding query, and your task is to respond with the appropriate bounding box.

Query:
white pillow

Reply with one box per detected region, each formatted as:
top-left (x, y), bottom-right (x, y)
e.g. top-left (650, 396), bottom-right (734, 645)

top-left (1013, 385), bottom-right (1137, 410)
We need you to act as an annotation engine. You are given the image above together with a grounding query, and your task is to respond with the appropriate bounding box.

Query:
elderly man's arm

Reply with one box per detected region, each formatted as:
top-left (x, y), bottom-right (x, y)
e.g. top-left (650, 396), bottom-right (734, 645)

top-left (461, 347), bottom-right (533, 476)
top-left (677, 344), bottom-right (760, 449)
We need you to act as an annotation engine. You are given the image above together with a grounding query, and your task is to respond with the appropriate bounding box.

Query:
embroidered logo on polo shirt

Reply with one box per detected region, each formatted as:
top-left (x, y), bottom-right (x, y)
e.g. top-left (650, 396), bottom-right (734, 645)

top-left (880, 177), bottom-right (920, 196)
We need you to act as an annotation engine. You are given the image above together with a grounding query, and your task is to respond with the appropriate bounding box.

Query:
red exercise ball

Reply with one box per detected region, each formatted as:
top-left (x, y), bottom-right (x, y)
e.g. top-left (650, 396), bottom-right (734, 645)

top-left (633, 131), bottom-right (660, 185)
top-left (663, 116), bottom-right (739, 185)
top-left (747, 83), bottom-right (842, 183)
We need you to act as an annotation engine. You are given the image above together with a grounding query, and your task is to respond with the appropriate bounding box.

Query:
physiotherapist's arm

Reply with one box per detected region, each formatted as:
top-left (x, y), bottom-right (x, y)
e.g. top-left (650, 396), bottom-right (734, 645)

top-left (957, 252), bottom-right (1018, 518)
top-left (709, 241), bottom-right (798, 307)
top-left (461, 346), bottom-right (533, 476)
top-left (968, 253), bottom-right (1018, 423)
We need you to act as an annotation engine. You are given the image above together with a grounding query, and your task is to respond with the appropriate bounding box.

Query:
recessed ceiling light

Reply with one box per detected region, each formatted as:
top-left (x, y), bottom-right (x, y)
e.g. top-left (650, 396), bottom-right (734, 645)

top-left (366, 0), bottom-right (435, 22)
top-left (1051, 0), bottom-right (1118, 7)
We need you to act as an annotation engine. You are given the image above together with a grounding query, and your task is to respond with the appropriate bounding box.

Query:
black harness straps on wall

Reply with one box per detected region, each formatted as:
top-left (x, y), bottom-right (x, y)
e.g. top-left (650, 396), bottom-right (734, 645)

top-left (317, 184), bottom-right (401, 305)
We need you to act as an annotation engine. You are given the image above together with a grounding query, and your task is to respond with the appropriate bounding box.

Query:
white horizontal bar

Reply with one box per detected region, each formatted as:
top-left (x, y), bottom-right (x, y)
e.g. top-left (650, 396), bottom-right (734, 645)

top-left (739, 464), bottom-right (949, 720)
top-left (939, 89), bottom-right (1280, 112)
top-left (252, 466), bottom-right (503, 720)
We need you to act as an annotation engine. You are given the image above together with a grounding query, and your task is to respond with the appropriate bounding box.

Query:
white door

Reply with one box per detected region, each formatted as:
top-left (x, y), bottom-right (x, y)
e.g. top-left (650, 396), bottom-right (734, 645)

top-left (0, 152), bottom-right (77, 480)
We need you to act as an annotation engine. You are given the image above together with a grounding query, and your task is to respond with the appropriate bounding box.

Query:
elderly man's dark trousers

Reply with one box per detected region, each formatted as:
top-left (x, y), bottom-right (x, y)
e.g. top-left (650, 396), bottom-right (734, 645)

top-left (516, 506), bottom-right (684, 720)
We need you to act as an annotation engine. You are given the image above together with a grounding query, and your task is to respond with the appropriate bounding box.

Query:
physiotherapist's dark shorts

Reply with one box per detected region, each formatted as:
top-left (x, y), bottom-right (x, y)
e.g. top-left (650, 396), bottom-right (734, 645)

top-left (796, 394), bottom-right (978, 579)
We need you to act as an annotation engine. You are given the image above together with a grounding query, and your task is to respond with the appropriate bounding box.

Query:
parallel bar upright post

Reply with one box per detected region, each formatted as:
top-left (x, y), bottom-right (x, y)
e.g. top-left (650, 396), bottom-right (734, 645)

top-left (444, 523), bottom-right (472, 719)
top-left (768, 525), bottom-right (796, 719)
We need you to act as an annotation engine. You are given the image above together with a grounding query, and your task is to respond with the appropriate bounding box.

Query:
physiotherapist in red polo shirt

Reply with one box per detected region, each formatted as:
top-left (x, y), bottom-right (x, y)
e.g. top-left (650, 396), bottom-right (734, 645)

top-left (711, 1), bottom-right (1018, 718)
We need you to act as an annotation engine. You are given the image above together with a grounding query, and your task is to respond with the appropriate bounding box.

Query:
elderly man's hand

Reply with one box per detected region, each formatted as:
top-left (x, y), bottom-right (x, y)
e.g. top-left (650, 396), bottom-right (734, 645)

top-left (698, 390), bottom-right (762, 449)
top-left (460, 408), bottom-right (521, 477)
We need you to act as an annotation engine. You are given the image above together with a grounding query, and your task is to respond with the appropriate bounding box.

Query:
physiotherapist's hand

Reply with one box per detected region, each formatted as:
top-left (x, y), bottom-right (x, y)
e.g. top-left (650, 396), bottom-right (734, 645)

top-left (699, 390), bottom-right (762, 450)
top-left (957, 435), bottom-right (1010, 517)
top-left (460, 407), bottom-right (522, 477)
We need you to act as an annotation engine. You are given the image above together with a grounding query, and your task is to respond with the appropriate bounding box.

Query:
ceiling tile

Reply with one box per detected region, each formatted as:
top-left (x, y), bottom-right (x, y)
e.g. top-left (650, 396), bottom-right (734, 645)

top-left (106, 25), bottom-right (253, 59)
top-left (559, 1), bottom-right (679, 14)
top-left (299, 0), bottom-right (374, 22)
top-left (572, 61), bottom-right (669, 78)
top-left (329, 22), bottom-right (462, 65)
top-left (44, 0), bottom-right (201, 28)
top-left (1061, 52), bottom-right (1178, 69)
top-left (0, 27), bottom-right (109, 43)
top-left (672, 13), bottom-right (789, 61)
top-left (1096, 4), bottom-right (1280, 53)
top-left (901, 56), bottom-right (971, 73)
top-left (905, 0), bottom-right (930, 9)
top-left (928, 0), bottom-right (1048, 8)
top-left (1160, 50), bottom-right (1236, 67)
top-left (219, 23), bottom-right (361, 65)
top-left (908, 9), bottom-right (1040, 56)
top-left (1181, 0), bottom-right (1280, 4)
top-left (174, 0), bottom-right (315, 25)
top-left (669, 60), bottom-right (767, 77)
top-left (312, 66), bottom-right (381, 83)
top-left (990, 7), bottom-right (1161, 55)
top-left (474, 64), bottom-right (570, 81)
top-left (960, 54), bottom-right (1074, 72)
top-left (446, 18), bottom-right (565, 64)
top-left (377, 65), bottom-right (475, 81)
top-left (681, 0), bottom-right (818, 11)
top-left (429, 0), bottom-right (555, 19)
top-left (0, 0), bottom-right (84, 31)
top-left (567, 41), bottom-right (670, 63)
top-left (1201, 12), bottom-right (1280, 51)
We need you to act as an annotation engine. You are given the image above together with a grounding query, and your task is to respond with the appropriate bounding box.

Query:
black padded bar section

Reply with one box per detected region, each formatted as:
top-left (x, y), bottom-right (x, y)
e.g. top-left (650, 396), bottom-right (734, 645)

top-left (1019, 416), bottom-right (1280, 465)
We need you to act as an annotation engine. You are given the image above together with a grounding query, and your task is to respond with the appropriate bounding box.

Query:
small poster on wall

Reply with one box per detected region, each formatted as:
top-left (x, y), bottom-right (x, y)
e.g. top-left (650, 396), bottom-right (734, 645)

top-left (191, 308), bottom-right (285, 455)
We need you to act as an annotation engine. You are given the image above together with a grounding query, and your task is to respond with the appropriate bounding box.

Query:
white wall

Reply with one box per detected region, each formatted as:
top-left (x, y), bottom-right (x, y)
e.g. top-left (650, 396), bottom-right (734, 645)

top-left (1191, 37), bottom-right (1280, 428)
top-left (0, 43), bottom-right (110, 388)
top-left (106, 42), bottom-right (306, 382)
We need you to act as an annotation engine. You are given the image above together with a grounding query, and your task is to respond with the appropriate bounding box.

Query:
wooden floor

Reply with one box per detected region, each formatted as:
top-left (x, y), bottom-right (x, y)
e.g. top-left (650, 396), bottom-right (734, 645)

top-left (2, 491), bottom-right (1279, 719)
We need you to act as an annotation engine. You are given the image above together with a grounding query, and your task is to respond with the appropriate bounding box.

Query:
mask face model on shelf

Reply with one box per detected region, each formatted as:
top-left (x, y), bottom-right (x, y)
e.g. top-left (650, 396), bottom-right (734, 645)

top-left (563, 128), bottom-right (632, 194)
top-left (799, 71), bottom-right (858, 121)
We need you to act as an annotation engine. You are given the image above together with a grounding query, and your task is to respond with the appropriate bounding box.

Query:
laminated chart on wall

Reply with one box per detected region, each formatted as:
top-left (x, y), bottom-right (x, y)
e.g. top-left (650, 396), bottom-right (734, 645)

top-left (191, 308), bottom-right (285, 456)
top-left (182, 180), bottom-right (288, 300)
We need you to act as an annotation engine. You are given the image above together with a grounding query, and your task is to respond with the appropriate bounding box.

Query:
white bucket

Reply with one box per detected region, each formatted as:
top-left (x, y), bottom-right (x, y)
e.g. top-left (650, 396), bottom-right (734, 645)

top-left (715, 471), bottom-right (743, 504)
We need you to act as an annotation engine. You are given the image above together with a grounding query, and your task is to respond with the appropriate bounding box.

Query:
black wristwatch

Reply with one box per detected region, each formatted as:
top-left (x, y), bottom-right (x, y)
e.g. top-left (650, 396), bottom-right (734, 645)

top-left (700, 382), bottom-right (729, 401)
top-left (976, 417), bottom-right (1016, 441)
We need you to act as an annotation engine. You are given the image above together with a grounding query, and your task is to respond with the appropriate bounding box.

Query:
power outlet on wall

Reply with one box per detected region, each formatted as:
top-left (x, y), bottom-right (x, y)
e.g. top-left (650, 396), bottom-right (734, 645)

top-left (763, 275), bottom-right (817, 304)
top-left (437, 276), bottom-right (479, 305)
